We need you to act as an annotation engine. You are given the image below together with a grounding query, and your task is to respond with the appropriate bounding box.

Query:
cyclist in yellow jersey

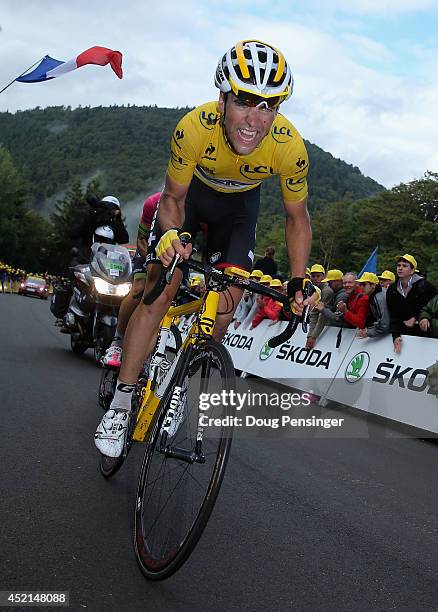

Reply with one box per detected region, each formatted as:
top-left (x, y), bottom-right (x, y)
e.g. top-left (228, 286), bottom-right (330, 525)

top-left (95, 39), bottom-right (315, 458)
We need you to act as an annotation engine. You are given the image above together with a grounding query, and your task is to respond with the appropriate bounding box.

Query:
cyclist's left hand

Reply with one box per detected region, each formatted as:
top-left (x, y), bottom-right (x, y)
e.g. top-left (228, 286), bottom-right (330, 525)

top-left (156, 229), bottom-right (192, 267)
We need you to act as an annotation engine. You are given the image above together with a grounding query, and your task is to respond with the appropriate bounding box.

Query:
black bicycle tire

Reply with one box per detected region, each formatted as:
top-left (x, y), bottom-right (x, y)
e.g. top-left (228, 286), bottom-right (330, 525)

top-left (70, 333), bottom-right (88, 354)
top-left (99, 324), bottom-right (183, 479)
top-left (94, 324), bottom-right (114, 364)
top-left (98, 367), bottom-right (118, 410)
top-left (134, 339), bottom-right (235, 580)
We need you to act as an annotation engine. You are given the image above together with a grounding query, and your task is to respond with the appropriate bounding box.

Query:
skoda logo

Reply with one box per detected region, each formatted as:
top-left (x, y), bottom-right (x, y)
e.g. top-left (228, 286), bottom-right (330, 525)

top-left (345, 351), bottom-right (370, 383)
top-left (259, 341), bottom-right (274, 361)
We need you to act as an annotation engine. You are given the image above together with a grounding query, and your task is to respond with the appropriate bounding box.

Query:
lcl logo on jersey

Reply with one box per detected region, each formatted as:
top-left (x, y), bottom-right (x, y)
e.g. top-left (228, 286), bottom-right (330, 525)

top-left (285, 176), bottom-right (306, 192)
top-left (240, 164), bottom-right (274, 180)
top-left (199, 111), bottom-right (220, 130)
top-left (271, 125), bottom-right (293, 143)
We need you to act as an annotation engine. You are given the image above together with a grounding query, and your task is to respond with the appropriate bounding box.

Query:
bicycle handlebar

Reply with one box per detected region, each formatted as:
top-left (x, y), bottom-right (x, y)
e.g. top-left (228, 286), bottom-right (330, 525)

top-left (143, 245), bottom-right (311, 346)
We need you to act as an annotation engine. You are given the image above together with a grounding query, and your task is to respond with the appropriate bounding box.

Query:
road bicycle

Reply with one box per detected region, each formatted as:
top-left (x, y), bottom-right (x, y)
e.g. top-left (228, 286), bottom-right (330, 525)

top-left (98, 248), bottom-right (314, 580)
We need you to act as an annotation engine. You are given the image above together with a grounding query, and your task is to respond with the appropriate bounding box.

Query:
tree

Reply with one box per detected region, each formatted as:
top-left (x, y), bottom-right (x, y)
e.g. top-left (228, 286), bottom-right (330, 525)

top-left (48, 179), bottom-right (103, 274)
top-left (0, 146), bottom-right (51, 271)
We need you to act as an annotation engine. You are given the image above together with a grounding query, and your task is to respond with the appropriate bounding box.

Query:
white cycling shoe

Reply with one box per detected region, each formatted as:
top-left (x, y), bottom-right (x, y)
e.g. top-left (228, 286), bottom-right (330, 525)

top-left (102, 345), bottom-right (123, 368)
top-left (94, 409), bottom-right (129, 457)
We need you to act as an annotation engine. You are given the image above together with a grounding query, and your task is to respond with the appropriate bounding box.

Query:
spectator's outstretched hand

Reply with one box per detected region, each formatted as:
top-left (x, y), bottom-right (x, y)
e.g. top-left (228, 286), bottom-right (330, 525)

top-left (403, 317), bottom-right (416, 328)
top-left (305, 337), bottom-right (316, 349)
top-left (419, 318), bottom-right (430, 332)
top-left (393, 336), bottom-right (402, 353)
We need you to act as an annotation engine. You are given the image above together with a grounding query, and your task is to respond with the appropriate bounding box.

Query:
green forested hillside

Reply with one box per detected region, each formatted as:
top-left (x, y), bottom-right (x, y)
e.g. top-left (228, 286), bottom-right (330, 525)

top-left (0, 104), bottom-right (384, 216)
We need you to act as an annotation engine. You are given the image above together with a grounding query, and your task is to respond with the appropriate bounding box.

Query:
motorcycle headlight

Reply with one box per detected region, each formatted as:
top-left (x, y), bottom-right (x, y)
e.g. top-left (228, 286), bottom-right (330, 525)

top-left (94, 277), bottom-right (131, 297)
top-left (116, 282), bottom-right (131, 297)
top-left (94, 277), bottom-right (114, 295)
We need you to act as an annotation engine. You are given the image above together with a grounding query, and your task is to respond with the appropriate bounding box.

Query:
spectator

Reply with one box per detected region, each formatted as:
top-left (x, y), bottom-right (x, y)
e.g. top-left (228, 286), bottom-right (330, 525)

top-left (233, 269), bottom-right (265, 329)
top-left (419, 294), bottom-right (438, 338)
top-left (378, 270), bottom-right (395, 289)
top-left (233, 289), bottom-right (253, 329)
top-left (1, 268), bottom-right (7, 294)
top-left (356, 272), bottom-right (390, 338)
top-left (387, 254), bottom-right (438, 353)
top-left (309, 263), bottom-right (325, 285)
top-left (254, 246), bottom-right (278, 277)
top-left (336, 272), bottom-right (370, 329)
top-left (249, 270), bottom-right (264, 281)
top-left (313, 269), bottom-right (347, 328)
top-left (251, 279), bottom-right (283, 328)
top-left (240, 274), bottom-right (272, 329)
top-left (306, 264), bottom-right (332, 349)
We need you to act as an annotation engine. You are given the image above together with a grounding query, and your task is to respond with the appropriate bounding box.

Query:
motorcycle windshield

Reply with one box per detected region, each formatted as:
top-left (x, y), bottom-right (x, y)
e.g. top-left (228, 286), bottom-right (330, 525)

top-left (90, 243), bottom-right (132, 283)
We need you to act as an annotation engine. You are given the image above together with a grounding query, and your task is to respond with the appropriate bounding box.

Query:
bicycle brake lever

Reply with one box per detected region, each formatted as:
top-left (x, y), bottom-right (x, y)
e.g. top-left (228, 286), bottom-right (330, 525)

top-left (301, 305), bottom-right (310, 334)
top-left (164, 232), bottom-right (192, 285)
top-left (165, 255), bottom-right (181, 284)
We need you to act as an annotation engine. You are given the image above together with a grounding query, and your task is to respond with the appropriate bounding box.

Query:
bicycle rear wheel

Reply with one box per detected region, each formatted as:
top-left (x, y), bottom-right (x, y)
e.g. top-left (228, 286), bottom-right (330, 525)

top-left (134, 339), bottom-right (235, 580)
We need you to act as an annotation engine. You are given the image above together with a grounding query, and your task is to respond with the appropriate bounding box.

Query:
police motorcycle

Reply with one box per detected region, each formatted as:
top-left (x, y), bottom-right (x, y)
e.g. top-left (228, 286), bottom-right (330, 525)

top-left (52, 226), bottom-right (132, 363)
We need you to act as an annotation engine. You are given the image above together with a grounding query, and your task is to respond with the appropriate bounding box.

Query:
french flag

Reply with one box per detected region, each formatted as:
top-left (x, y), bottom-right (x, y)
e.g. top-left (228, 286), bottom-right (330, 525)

top-left (16, 46), bottom-right (123, 83)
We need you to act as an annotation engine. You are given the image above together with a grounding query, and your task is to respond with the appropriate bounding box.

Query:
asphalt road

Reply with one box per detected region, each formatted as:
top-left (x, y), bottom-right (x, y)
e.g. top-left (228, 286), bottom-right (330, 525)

top-left (1, 294), bottom-right (437, 611)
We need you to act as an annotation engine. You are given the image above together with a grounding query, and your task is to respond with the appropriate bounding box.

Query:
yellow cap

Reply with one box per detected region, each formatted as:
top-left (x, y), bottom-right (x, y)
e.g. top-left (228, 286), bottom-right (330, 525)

top-left (249, 269), bottom-right (263, 279)
top-left (378, 270), bottom-right (395, 282)
top-left (357, 272), bottom-right (379, 284)
top-left (270, 278), bottom-right (282, 287)
top-left (260, 274), bottom-right (272, 284)
top-left (396, 254), bottom-right (417, 269)
top-left (305, 267), bottom-right (311, 276)
top-left (321, 269), bottom-right (343, 282)
top-left (310, 264), bottom-right (325, 274)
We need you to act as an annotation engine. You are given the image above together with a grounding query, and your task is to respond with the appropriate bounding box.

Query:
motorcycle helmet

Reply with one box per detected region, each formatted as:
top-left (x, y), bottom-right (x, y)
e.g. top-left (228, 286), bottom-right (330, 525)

top-left (101, 195), bottom-right (121, 209)
top-left (93, 225), bottom-right (115, 245)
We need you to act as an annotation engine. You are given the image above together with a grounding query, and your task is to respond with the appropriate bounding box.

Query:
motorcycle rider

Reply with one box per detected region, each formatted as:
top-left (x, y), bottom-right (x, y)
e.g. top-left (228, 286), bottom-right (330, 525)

top-left (62, 196), bottom-right (129, 332)
top-left (70, 195), bottom-right (129, 264)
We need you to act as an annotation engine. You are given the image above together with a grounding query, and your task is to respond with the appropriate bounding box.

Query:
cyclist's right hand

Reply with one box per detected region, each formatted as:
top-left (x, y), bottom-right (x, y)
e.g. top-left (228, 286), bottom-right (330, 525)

top-left (286, 277), bottom-right (320, 317)
top-left (156, 229), bottom-right (192, 267)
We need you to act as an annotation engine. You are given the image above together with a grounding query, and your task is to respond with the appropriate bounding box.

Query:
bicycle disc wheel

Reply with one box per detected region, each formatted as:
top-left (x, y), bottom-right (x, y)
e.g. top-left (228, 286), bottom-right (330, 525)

top-left (134, 339), bottom-right (235, 580)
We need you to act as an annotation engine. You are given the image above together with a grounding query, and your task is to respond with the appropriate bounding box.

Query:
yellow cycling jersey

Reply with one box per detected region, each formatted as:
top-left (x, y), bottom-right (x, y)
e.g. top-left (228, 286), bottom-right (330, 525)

top-left (167, 101), bottom-right (309, 203)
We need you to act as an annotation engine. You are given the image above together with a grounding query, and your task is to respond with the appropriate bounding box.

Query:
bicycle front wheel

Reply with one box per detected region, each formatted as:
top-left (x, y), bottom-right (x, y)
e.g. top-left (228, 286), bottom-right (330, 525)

top-left (134, 339), bottom-right (235, 580)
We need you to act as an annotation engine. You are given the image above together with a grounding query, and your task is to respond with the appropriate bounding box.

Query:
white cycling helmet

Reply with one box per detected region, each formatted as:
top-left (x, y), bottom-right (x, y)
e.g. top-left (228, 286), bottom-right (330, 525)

top-left (93, 225), bottom-right (115, 244)
top-left (101, 195), bottom-right (120, 209)
top-left (215, 39), bottom-right (293, 102)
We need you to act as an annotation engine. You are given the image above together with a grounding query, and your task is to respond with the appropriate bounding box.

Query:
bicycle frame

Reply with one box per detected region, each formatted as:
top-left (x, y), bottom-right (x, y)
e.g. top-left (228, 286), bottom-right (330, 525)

top-left (132, 290), bottom-right (220, 442)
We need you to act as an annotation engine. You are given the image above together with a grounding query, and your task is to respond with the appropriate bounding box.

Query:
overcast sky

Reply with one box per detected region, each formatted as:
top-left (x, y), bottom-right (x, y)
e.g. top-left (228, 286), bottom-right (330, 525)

top-left (1, 0), bottom-right (438, 188)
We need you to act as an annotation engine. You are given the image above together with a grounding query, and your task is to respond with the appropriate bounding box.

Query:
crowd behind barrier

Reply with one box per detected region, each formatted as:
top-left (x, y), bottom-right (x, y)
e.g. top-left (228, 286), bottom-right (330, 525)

top-left (233, 250), bottom-right (438, 353)
top-left (225, 249), bottom-right (438, 433)
top-left (177, 314), bottom-right (438, 434)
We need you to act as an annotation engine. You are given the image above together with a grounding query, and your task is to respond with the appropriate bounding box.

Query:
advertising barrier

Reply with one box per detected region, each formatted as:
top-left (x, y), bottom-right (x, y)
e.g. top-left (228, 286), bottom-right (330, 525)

top-left (180, 316), bottom-right (438, 434)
